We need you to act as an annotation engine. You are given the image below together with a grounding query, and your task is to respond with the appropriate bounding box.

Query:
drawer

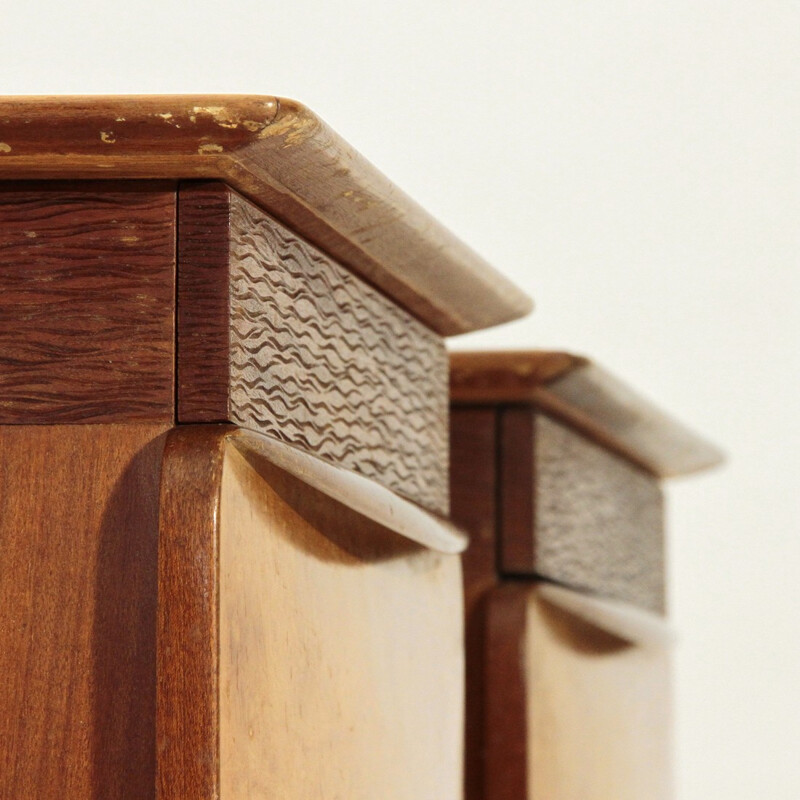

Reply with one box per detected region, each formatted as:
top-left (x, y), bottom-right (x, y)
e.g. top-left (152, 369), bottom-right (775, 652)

top-left (449, 350), bottom-right (722, 800)
top-left (159, 426), bottom-right (467, 799)
top-left (485, 583), bottom-right (673, 800)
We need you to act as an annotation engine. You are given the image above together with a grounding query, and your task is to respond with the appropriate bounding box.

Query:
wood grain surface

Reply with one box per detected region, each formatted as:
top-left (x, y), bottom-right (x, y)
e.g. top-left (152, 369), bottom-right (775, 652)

top-left (484, 585), bottom-right (672, 800)
top-left (219, 443), bottom-right (464, 799)
top-left (450, 350), bottom-right (723, 477)
top-left (449, 408), bottom-right (498, 800)
top-left (178, 182), bottom-right (449, 514)
top-left (0, 424), bottom-right (168, 799)
top-left (523, 586), bottom-right (672, 800)
top-left (157, 425), bottom-right (229, 800)
top-left (0, 95), bottom-right (532, 335)
top-left (502, 410), bottom-right (666, 612)
top-left (0, 181), bottom-right (176, 423)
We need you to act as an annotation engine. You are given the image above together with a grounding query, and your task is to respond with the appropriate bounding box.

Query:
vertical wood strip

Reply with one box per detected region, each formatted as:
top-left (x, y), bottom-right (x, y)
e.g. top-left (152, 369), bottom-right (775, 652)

top-left (157, 425), bottom-right (232, 800)
top-left (499, 407), bottom-right (537, 572)
top-left (177, 182), bottom-right (232, 421)
top-left (450, 407), bottom-right (499, 800)
top-left (485, 584), bottom-right (529, 800)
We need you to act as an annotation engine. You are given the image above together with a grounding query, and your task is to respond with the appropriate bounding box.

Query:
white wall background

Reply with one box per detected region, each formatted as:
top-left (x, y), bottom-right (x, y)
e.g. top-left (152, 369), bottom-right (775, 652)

top-left (2, 2), bottom-right (797, 797)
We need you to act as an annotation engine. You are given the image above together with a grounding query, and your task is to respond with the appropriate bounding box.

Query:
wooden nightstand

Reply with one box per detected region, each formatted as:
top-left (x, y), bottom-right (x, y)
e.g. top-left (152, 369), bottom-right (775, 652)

top-left (450, 351), bottom-right (723, 800)
top-left (0, 96), bottom-right (530, 799)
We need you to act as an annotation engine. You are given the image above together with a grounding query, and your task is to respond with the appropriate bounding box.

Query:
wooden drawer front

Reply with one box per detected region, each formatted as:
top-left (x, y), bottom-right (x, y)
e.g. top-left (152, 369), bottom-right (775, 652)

top-left (501, 409), bottom-right (664, 612)
top-left (157, 427), bottom-right (464, 800)
top-left (178, 182), bottom-right (449, 514)
top-left (486, 585), bottom-right (671, 800)
top-left (219, 444), bottom-right (463, 799)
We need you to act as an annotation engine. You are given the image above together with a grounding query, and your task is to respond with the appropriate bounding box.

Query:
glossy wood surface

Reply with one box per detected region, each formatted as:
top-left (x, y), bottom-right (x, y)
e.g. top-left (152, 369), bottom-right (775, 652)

top-left (0, 181), bottom-right (176, 423)
top-left (219, 443), bottom-right (464, 799)
top-left (0, 424), bottom-right (167, 799)
top-left (178, 181), bottom-right (449, 514)
top-left (0, 95), bottom-right (532, 335)
top-left (450, 350), bottom-right (723, 477)
top-left (157, 425), bottom-right (464, 800)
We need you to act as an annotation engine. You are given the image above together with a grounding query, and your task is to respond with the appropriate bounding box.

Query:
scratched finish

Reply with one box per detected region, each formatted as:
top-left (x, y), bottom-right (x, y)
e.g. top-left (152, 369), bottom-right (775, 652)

top-left (0, 181), bottom-right (176, 423)
top-left (178, 183), bottom-right (449, 515)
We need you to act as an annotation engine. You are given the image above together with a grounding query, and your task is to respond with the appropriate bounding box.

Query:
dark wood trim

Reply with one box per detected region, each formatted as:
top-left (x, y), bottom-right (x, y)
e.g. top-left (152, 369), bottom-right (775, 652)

top-left (0, 95), bottom-right (532, 335)
top-left (157, 425), bottom-right (232, 800)
top-left (176, 182), bottom-right (232, 422)
top-left (451, 351), bottom-right (723, 477)
top-left (485, 584), bottom-right (529, 800)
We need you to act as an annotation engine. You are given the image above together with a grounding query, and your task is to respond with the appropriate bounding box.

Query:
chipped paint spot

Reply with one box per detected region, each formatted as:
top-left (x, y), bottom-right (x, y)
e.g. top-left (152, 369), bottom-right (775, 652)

top-left (120, 236), bottom-right (140, 243)
top-left (157, 112), bottom-right (174, 120)
top-left (198, 143), bottom-right (224, 154)
top-left (115, 116), bottom-right (126, 122)
top-left (100, 131), bottom-right (116, 144)
top-left (242, 119), bottom-right (266, 133)
top-left (0, 143), bottom-right (11, 153)
top-left (24, 231), bottom-right (37, 238)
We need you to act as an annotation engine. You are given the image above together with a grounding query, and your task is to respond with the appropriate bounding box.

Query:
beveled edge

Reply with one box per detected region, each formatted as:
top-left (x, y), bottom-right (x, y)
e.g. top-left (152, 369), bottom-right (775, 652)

top-left (230, 428), bottom-right (468, 554)
top-left (0, 94), bottom-right (532, 335)
top-left (450, 350), bottom-right (724, 477)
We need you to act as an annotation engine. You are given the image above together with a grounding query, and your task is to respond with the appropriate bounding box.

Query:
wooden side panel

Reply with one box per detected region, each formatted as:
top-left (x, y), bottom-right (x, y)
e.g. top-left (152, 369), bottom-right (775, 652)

top-left (0, 182), bottom-right (176, 423)
top-left (524, 587), bottom-right (672, 800)
top-left (0, 424), bottom-right (167, 799)
top-left (450, 407), bottom-right (499, 800)
top-left (177, 183), bottom-right (450, 515)
top-left (501, 409), bottom-right (665, 613)
top-left (218, 444), bottom-right (464, 800)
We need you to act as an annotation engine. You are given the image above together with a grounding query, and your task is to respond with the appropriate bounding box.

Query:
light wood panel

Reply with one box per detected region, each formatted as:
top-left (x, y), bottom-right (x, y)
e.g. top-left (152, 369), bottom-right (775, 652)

top-left (0, 95), bottom-right (532, 335)
top-left (157, 426), bottom-right (465, 800)
top-left (486, 585), bottom-right (672, 800)
top-left (0, 424), bottom-right (168, 799)
top-left (219, 445), bottom-right (464, 799)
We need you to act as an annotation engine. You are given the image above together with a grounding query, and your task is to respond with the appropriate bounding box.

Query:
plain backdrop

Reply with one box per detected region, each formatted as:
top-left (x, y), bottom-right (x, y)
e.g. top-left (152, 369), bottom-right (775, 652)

top-left (2, 2), bottom-right (798, 797)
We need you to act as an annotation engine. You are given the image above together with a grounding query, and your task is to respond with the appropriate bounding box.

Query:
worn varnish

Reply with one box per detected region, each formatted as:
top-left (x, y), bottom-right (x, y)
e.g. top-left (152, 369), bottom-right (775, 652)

top-left (178, 182), bottom-right (449, 514)
top-left (0, 95), bottom-right (532, 335)
top-left (0, 424), bottom-right (167, 799)
top-left (450, 350), bottom-right (723, 477)
top-left (0, 182), bottom-right (176, 423)
top-left (157, 426), bottom-right (464, 800)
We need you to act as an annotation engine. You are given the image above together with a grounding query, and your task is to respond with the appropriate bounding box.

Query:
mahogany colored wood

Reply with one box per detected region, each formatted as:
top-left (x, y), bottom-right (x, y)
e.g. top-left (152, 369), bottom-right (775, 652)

top-left (449, 409), bottom-right (498, 800)
top-left (0, 95), bottom-right (532, 335)
top-left (178, 182), bottom-right (449, 514)
top-left (450, 350), bottom-right (724, 477)
top-left (157, 425), bottom-right (464, 800)
top-left (156, 425), bottom-right (229, 800)
top-left (0, 181), bottom-right (176, 423)
top-left (0, 423), bottom-right (168, 799)
top-left (484, 584), bottom-right (529, 800)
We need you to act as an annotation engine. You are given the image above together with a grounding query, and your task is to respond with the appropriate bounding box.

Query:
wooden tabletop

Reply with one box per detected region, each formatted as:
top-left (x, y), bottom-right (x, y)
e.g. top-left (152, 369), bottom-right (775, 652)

top-left (0, 95), bottom-right (532, 335)
top-left (450, 350), bottom-right (724, 477)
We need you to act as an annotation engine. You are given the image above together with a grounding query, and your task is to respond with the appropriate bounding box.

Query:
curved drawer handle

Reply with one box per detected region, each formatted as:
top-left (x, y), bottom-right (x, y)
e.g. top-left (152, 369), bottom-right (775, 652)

top-left (230, 428), bottom-right (468, 555)
top-left (538, 583), bottom-right (676, 648)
